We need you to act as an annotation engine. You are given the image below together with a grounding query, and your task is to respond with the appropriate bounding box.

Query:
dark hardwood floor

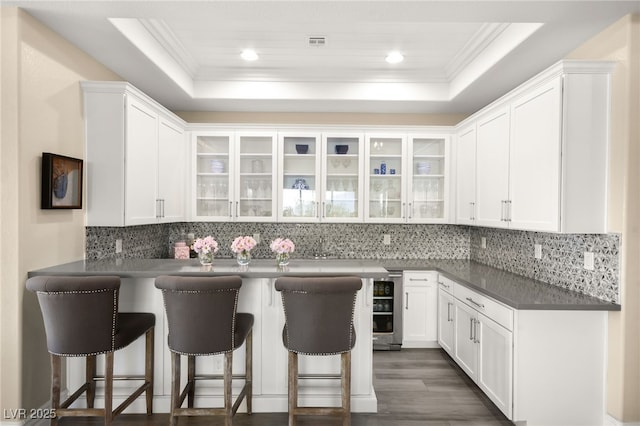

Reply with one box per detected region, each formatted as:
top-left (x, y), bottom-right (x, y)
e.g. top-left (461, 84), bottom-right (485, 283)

top-left (56, 349), bottom-right (512, 425)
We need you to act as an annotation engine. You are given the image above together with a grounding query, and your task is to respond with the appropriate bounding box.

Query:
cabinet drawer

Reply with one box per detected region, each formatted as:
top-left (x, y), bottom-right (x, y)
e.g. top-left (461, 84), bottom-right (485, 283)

top-left (403, 271), bottom-right (437, 285)
top-left (454, 283), bottom-right (513, 331)
top-left (437, 275), bottom-right (455, 294)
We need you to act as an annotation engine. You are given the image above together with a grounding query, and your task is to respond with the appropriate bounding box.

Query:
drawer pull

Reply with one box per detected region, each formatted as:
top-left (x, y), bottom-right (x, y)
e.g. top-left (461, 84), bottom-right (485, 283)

top-left (439, 282), bottom-right (450, 289)
top-left (409, 278), bottom-right (430, 282)
top-left (466, 297), bottom-right (485, 309)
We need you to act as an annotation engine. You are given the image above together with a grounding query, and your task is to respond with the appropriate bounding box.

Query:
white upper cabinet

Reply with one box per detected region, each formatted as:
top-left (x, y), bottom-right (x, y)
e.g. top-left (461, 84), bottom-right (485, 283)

top-left (365, 134), bottom-right (407, 223)
top-left (82, 82), bottom-right (187, 226)
top-left (278, 131), bottom-right (364, 223)
top-left (191, 130), bottom-right (277, 222)
top-left (455, 60), bottom-right (614, 233)
top-left (475, 106), bottom-right (511, 228)
top-left (407, 134), bottom-right (451, 223)
top-left (365, 132), bottom-right (451, 223)
top-left (455, 125), bottom-right (477, 225)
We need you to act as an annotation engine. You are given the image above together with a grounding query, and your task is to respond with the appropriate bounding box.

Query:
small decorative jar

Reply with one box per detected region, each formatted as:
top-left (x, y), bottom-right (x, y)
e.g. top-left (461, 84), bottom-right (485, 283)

top-left (237, 251), bottom-right (251, 266)
top-left (276, 252), bottom-right (290, 267)
top-left (198, 251), bottom-right (214, 266)
top-left (174, 241), bottom-right (190, 259)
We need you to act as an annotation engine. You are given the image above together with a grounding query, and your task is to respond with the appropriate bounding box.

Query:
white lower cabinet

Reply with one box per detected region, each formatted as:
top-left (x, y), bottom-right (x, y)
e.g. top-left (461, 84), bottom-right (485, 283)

top-left (436, 281), bottom-right (455, 356)
top-left (439, 274), bottom-right (607, 425)
top-left (451, 281), bottom-right (514, 418)
top-left (402, 271), bottom-right (438, 348)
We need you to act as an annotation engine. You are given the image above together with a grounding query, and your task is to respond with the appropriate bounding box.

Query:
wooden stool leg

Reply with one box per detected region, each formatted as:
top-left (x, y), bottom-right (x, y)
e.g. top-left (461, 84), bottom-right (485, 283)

top-left (145, 327), bottom-right (154, 415)
top-left (86, 355), bottom-right (97, 408)
top-left (50, 355), bottom-right (61, 426)
top-left (288, 351), bottom-right (298, 426)
top-left (170, 352), bottom-right (180, 426)
top-left (245, 329), bottom-right (253, 414)
top-left (104, 352), bottom-right (114, 426)
top-left (341, 352), bottom-right (351, 426)
top-left (224, 351), bottom-right (233, 426)
top-left (187, 355), bottom-right (196, 408)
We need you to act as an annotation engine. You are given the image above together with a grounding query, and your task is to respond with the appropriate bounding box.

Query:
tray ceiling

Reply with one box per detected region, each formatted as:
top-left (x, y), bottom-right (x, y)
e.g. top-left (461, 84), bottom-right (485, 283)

top-left (7, 1), bottom-right (640, 114)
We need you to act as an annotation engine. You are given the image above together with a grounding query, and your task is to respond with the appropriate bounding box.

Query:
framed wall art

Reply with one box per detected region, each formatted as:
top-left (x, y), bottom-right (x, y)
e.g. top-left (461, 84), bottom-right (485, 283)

top-left (41, 152), bottom-right (83, 209)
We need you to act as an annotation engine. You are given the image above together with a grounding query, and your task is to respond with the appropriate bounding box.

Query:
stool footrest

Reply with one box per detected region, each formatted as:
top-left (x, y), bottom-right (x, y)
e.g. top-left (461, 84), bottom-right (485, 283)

top-left (292, 407), bottom-right (348, 416)
top-left (113, 381), bottom-right (152, 417)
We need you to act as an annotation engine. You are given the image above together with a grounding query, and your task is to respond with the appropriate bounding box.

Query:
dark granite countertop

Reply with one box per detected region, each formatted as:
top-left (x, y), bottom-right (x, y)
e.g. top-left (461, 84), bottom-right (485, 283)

top-left (383, 259), bottom-right (620, 311)
top-left (28, 258), bottom-right (619, 311)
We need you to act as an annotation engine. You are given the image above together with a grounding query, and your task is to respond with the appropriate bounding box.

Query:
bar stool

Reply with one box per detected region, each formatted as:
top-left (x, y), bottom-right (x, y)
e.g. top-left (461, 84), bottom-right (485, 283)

top-left (26, 275), bottom-right (155, 426)
top-left (274, 276), bottom-right (362, 426)
top-left (155, 275), bottom-right (253, 426)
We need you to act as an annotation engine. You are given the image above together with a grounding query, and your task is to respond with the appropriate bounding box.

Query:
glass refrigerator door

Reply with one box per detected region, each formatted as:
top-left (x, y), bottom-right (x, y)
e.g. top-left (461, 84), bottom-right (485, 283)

top-left (323, 135), bottom-right (362, 221)
top-left (280, 135), bottom-right (320, 221)
top-left (194, 135), bottom-right (231, 219)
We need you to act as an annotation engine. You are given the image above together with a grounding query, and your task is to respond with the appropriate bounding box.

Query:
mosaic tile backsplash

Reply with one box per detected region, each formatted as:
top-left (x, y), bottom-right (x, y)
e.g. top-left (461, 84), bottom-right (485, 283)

top-left (469, 228), bottom-right (620, 303)
top-left (85, 223), bottom-right (620, 303)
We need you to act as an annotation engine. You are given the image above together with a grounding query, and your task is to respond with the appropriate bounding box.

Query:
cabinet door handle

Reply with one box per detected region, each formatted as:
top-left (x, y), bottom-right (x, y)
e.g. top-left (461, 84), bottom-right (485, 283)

top-left (322, 201), bottom-right (326, 218)
top-left (470, 202), bottom-right (475, 221)
top-left (466, 297), bottom-right (485, 309)
top-left (447, 302), bottom-right (452, 322)
top-left (155, 199), bottom-right (161, 218)
top-left (474, 319), bottom-right (480, 344)
top-left (408, 202), bottom-right (412, 219)
top-left (507, 200), bottom-right (512, 222)
top-left (161, 199), bottom-right (165, 218)
top-left (469, 318), bottom-right (474, 341)
top-left (229, 201), bottom-right (233, 217)
top-left (405, 292), bottom-right (409, 310)
top-left (236, 201), bottom-right (239, 217)
top-left (402, 202), bottom-right (406, 219)
top-left (500, 200), bottom-right (506, 221)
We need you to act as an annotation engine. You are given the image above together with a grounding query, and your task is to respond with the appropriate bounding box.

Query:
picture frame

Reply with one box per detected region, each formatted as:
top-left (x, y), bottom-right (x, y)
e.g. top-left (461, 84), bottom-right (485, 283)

top-left (41, 152), bottom-right (83, 209)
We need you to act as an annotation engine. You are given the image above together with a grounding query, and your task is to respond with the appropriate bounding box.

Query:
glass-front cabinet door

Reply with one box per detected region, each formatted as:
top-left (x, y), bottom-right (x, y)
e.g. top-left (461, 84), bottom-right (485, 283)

top-left (365, 134), bottom-right (407, 223)
top-left (235, 132), bottom-right (278, 221)
top-left (193, 132), bottom-right (233, 220)
top-left (278, 133), bottom-right (321, 222)
top-left (407, 134), bottom-right (450, 223)
top-left (322, 133), bottom-right (364, 222)
top-left (192, 131), bottom-right (277, 221)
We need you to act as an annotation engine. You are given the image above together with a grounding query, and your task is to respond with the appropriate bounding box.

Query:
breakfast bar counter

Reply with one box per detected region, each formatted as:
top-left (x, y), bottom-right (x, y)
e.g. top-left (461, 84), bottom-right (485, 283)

top-left (28, 258), bottom-right (618, 420)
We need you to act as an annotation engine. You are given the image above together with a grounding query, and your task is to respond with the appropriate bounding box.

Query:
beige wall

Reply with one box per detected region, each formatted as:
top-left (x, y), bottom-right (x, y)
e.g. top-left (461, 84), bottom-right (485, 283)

top-left (0, 7), bottom-right (120, 414)
top-left (567, 14), bottom-right (640, 423)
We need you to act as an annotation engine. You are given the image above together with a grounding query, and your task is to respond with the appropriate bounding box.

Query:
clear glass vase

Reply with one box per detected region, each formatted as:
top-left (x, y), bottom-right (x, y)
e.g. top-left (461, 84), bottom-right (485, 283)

top-left (275, 252), bottom-right (290, 267)
top-left (198, 251), bottom-right (214, 266)
top-left (236, 251), bottom-right (251, 266)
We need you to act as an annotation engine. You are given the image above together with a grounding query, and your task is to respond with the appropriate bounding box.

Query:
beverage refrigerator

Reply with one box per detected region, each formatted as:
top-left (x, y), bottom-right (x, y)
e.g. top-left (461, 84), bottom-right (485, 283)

top-left (372, 271), bottom-right (403, 350)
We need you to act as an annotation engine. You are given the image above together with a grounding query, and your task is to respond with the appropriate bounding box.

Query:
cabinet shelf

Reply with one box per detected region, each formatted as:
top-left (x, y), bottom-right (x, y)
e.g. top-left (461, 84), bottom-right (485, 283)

top-left (198, 172), bottom-right (229, 177)
top-left (197, 153), bottom-right (229, 157)
top-left (373, 312), bottom-right (394, 315)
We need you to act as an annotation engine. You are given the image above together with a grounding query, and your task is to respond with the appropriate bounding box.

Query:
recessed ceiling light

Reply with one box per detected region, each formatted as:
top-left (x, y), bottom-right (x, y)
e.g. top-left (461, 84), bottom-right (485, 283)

top-left (385, 51), bottom-right (404, 64)
top-left (241, 49), bottom-right (259, 61)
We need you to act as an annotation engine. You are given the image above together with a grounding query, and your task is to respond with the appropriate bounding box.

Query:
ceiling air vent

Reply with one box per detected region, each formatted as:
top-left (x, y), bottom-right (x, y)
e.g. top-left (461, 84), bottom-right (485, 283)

top-left (308, 36), bottom-right (327, 47)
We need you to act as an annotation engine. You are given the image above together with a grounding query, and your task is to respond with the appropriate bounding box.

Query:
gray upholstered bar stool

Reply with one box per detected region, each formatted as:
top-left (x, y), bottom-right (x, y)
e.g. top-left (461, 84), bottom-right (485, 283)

top-left (26, 275), bottom-right (155, 426)
top-left (155, 275), bottom-right (253, 426)
top-left (274, 276), bottom-right (362, 426)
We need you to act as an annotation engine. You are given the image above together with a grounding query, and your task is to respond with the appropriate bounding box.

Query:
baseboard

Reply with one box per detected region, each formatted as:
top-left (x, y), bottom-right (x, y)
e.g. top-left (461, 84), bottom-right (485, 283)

top-left (605, 414), bottom-right (640, 426)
